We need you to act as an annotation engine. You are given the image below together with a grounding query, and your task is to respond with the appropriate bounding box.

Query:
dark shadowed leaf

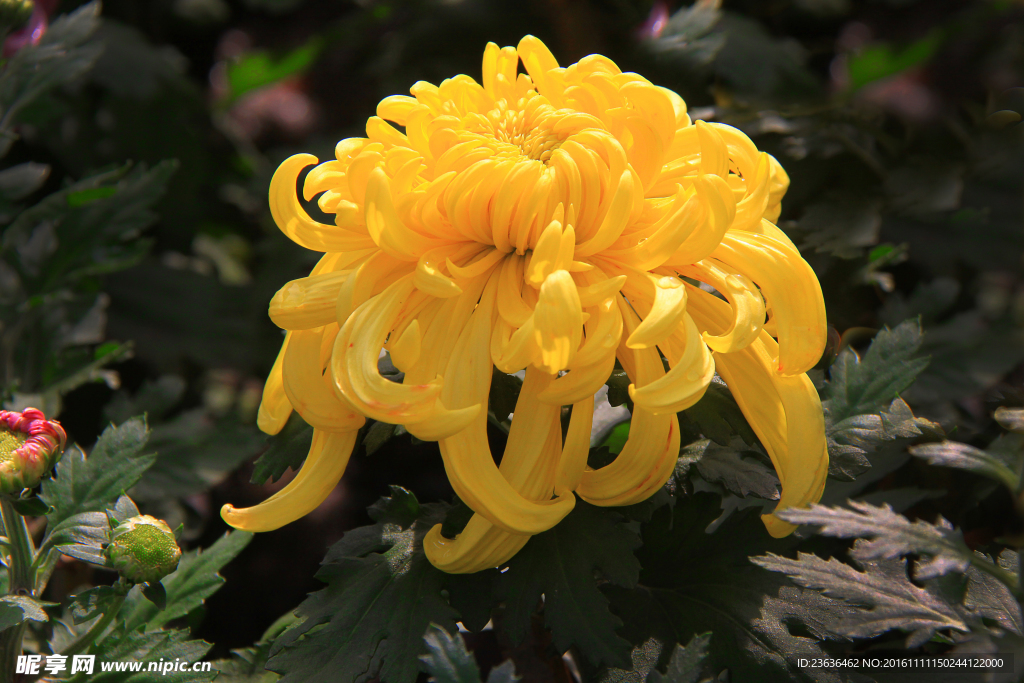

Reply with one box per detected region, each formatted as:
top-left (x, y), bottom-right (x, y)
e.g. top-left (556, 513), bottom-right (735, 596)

top-left (495, 500), bottom-right (640, 669)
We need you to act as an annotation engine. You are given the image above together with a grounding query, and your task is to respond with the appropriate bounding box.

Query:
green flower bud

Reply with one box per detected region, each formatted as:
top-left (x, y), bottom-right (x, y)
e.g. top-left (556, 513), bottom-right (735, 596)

top-left (105, 515), bottom-right (181, 584)
top-left (0, 0), bottom-right (33, 33)
top-left (0, 408), bottom-right (66, 495)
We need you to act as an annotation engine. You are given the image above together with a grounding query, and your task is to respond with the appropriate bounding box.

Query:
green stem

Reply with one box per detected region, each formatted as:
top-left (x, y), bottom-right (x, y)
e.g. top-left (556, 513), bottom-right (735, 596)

top-left (0, 498), bottom-right (35, 683)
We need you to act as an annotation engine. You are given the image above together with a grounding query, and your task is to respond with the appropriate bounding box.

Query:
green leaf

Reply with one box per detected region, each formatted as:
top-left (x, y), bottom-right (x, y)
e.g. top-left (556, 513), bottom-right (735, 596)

top-left (753, 543), bottom-right (969, 647)
top-left (829, 398), bottom-right (941, 481)
top-left (0, 162), bottom-right (50, 201)
top-left (680, 381), bottom-right (758, 447)
top-left (11, 495), bottom-right (50, 516)
top-left (847, 30), bottom-right (943, 91)
top-left (777, 501), bottom-right (974, 580)
top-left (211, 612), bottom-right (301, 682)
top-left (823, 321), bottom-right (934, 480)
top-left (964, 550), bottom-right (1022, 635)
top-left (419, 624), bottom-right (483, 683)
top-left (796, 196), bottom-right (882, 259)
top-left (0, 595), bottom-right (50, 630)
top-left (80, 628), bottom-right (215, 683)
top-left (69, 585), bottom-right (123, 624)
top-left (824, 321), bottom-right (930, 421)
top-left (649, 634), bottom-right (711, 683)
top-left (3, 161), bottom-right (177, 289)
top-left (0, 3), bottom-right (103, 144)
top-left (605, 492), bottom-right (840, 682)
top-left (119, 530), bottom-right (253, 632)
top-left (495, 500), bottom-right (640, 669)
top-left (143, 582), bottom-right (167, 610)
top-left (251, 417), bottom-right (312, 485)
top-left (689, 439), bottom-right (780, 499)
top-left (363, 421), bottom-right (398, 456)
top-left (225, 37), bottom-right (324, 102)
top-left (599, 637), bottom-right (663, 683)
top-left (41, 417), bottom-right (157, 531)
top-left (268, 490), bottom-right (459, 683)
top-left (910, 437), bottom-right (1023, 491)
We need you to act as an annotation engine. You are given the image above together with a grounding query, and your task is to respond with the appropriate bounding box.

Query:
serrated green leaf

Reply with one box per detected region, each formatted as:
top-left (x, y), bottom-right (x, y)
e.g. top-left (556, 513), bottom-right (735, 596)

top-left (753, 543), bottom-right (968, 648)
top-left (119, 530), bottom-right (253, 632)
top-left (268, 490), bottom-right (459, 683)
top-left (41, 417), bottom-right (157, 531)
top-left (824, 321), bottom-right (929, 421)
top-left (599, 637), bottom-right (663, 683)
top-left (69, 585), bottom-right (123, 624)
top-left (649, 633), bottom-right (711, 683)
top-left (419, 624), bottom-right (483, 683)
top-left (605, 492), bottom-right (839, 682)
top-left (445, 568), bottom-right (497, 634)
top-left (495, 500), bottom-right (639, 669)
top-left (964, 550), bottom-right (1022, 635)
top-left (823, 321), bottom-right (933, 480)
top-left (910, 438), bottom-right (1022, 491)
top-left (78, 628), bottom-right (215, 683)
top-left (0, 595), bottom-right (50, 630)
top-left (250, 417), bottom-right (311, 485)
top-left (690, 438), bottom-right (780, 499)
top-left (777, 501), bottom-right (973, 579)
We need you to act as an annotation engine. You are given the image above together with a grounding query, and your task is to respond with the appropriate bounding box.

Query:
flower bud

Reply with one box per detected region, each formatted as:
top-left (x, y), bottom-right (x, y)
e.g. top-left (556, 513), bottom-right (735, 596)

top-left (105, 515), bottom-right (182, 584)
top-left (0, 408), bottom-right (66, 495)
top-left (0, 0), bottom-right (33, 33)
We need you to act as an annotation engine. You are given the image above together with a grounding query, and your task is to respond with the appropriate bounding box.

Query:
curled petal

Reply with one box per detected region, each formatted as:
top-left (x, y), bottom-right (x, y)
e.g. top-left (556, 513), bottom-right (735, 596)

top-left (439, 292), bottom-right (575, 534)
top-left (629, 313), bottom-right (714, 414)
top-left (222, 429), bottom-right (358, 532)
top-left (424, 515), bottom-right (530, 574)
top-left (687, 290), bottom-right (828, 537)
top-left (675, 259), bottom-right (765, 354)
top-left (578, 299), bottom-right (680, 506)
top-left (271, 155), bottom-right (364, 253)
top-left (667, 173), bottom-right (735, 265)
top-left (557, 395), bottom-right (595, 491)
top-left (269, 271), bottom-right (349, 331)
top-left (365, 168), bottom-right (446, 260)
top-left (257, 336), bottom-right (293, 435)
top-left (711, 230), bottom-right (826, 375)
top-left (283, 328), bottom-right (365, 432)
top-left (533, 270), bottom-right (583, 373)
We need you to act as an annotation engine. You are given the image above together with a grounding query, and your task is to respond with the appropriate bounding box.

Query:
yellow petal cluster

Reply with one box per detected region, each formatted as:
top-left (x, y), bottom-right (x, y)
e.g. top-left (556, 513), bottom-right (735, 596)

top-left (221, 36), bottom-right (829, 572)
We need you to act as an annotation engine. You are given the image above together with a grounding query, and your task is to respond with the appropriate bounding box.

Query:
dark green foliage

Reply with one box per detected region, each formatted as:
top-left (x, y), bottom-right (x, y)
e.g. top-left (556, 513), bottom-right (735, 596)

top-left (250, 417), bottom-right (312, 485)
top-left (41, 417), bottom-right (156, 529)
top-left (268, 489), bottom-right (459, 683)
top-left (605, 493), bottom-right (841, 683)
top-left (495, 501), bottom-right (641, 669)
top-left (420, 625), bottom-right (520, 683)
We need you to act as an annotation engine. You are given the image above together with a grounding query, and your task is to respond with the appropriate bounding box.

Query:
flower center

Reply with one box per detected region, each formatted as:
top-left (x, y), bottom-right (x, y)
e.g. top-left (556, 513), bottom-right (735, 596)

top-left (0, 430), bottom-right (27, 464)
top-left (470, 99), bottom-right (566, 164)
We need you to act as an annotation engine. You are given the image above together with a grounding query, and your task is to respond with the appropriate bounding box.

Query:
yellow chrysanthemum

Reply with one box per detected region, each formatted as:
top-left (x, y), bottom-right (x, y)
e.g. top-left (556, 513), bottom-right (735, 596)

top-left (221, 36), bottom-right (829, 573)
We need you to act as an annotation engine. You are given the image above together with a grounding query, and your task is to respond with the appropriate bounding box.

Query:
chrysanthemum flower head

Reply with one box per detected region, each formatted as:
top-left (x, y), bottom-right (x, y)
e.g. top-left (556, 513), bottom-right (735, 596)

top-left (222, 36), bottom-right (829, 573)
top-left (0, 407), bottom-right (66, 494)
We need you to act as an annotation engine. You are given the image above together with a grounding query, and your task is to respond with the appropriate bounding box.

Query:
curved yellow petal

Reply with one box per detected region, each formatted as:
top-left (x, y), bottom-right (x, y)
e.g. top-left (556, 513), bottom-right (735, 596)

top-left (270, 154), bottom-right (365, 253)
top-left (687, 290), bottom-right (828, 537)
top-left (269, 271), bottom-right (349, 331)
top-left (675, 259), bottom-right (765, 354)
top-left (710, 230), bottom-right (826, 375)
top-left (282, 327), bottom-right (365, 433)
top-left (221, 429), bottom-right (358, 532)
top-left (629, 313), bottom-right (714, 414)
top-left (257, 336), bottom-right (292, 436)
top-left (533, 270), bottom-right (583, 373)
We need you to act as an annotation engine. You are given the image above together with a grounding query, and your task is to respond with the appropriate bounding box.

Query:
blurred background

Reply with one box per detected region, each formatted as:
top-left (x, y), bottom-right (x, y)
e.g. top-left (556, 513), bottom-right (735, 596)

top-left (11, 0), bottom-right (1024, 660)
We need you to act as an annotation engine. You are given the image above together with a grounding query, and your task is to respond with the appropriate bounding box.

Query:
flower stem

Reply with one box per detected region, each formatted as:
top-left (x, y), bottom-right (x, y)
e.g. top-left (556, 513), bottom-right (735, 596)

top-left (0, 498), bottom-right (36, 682)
